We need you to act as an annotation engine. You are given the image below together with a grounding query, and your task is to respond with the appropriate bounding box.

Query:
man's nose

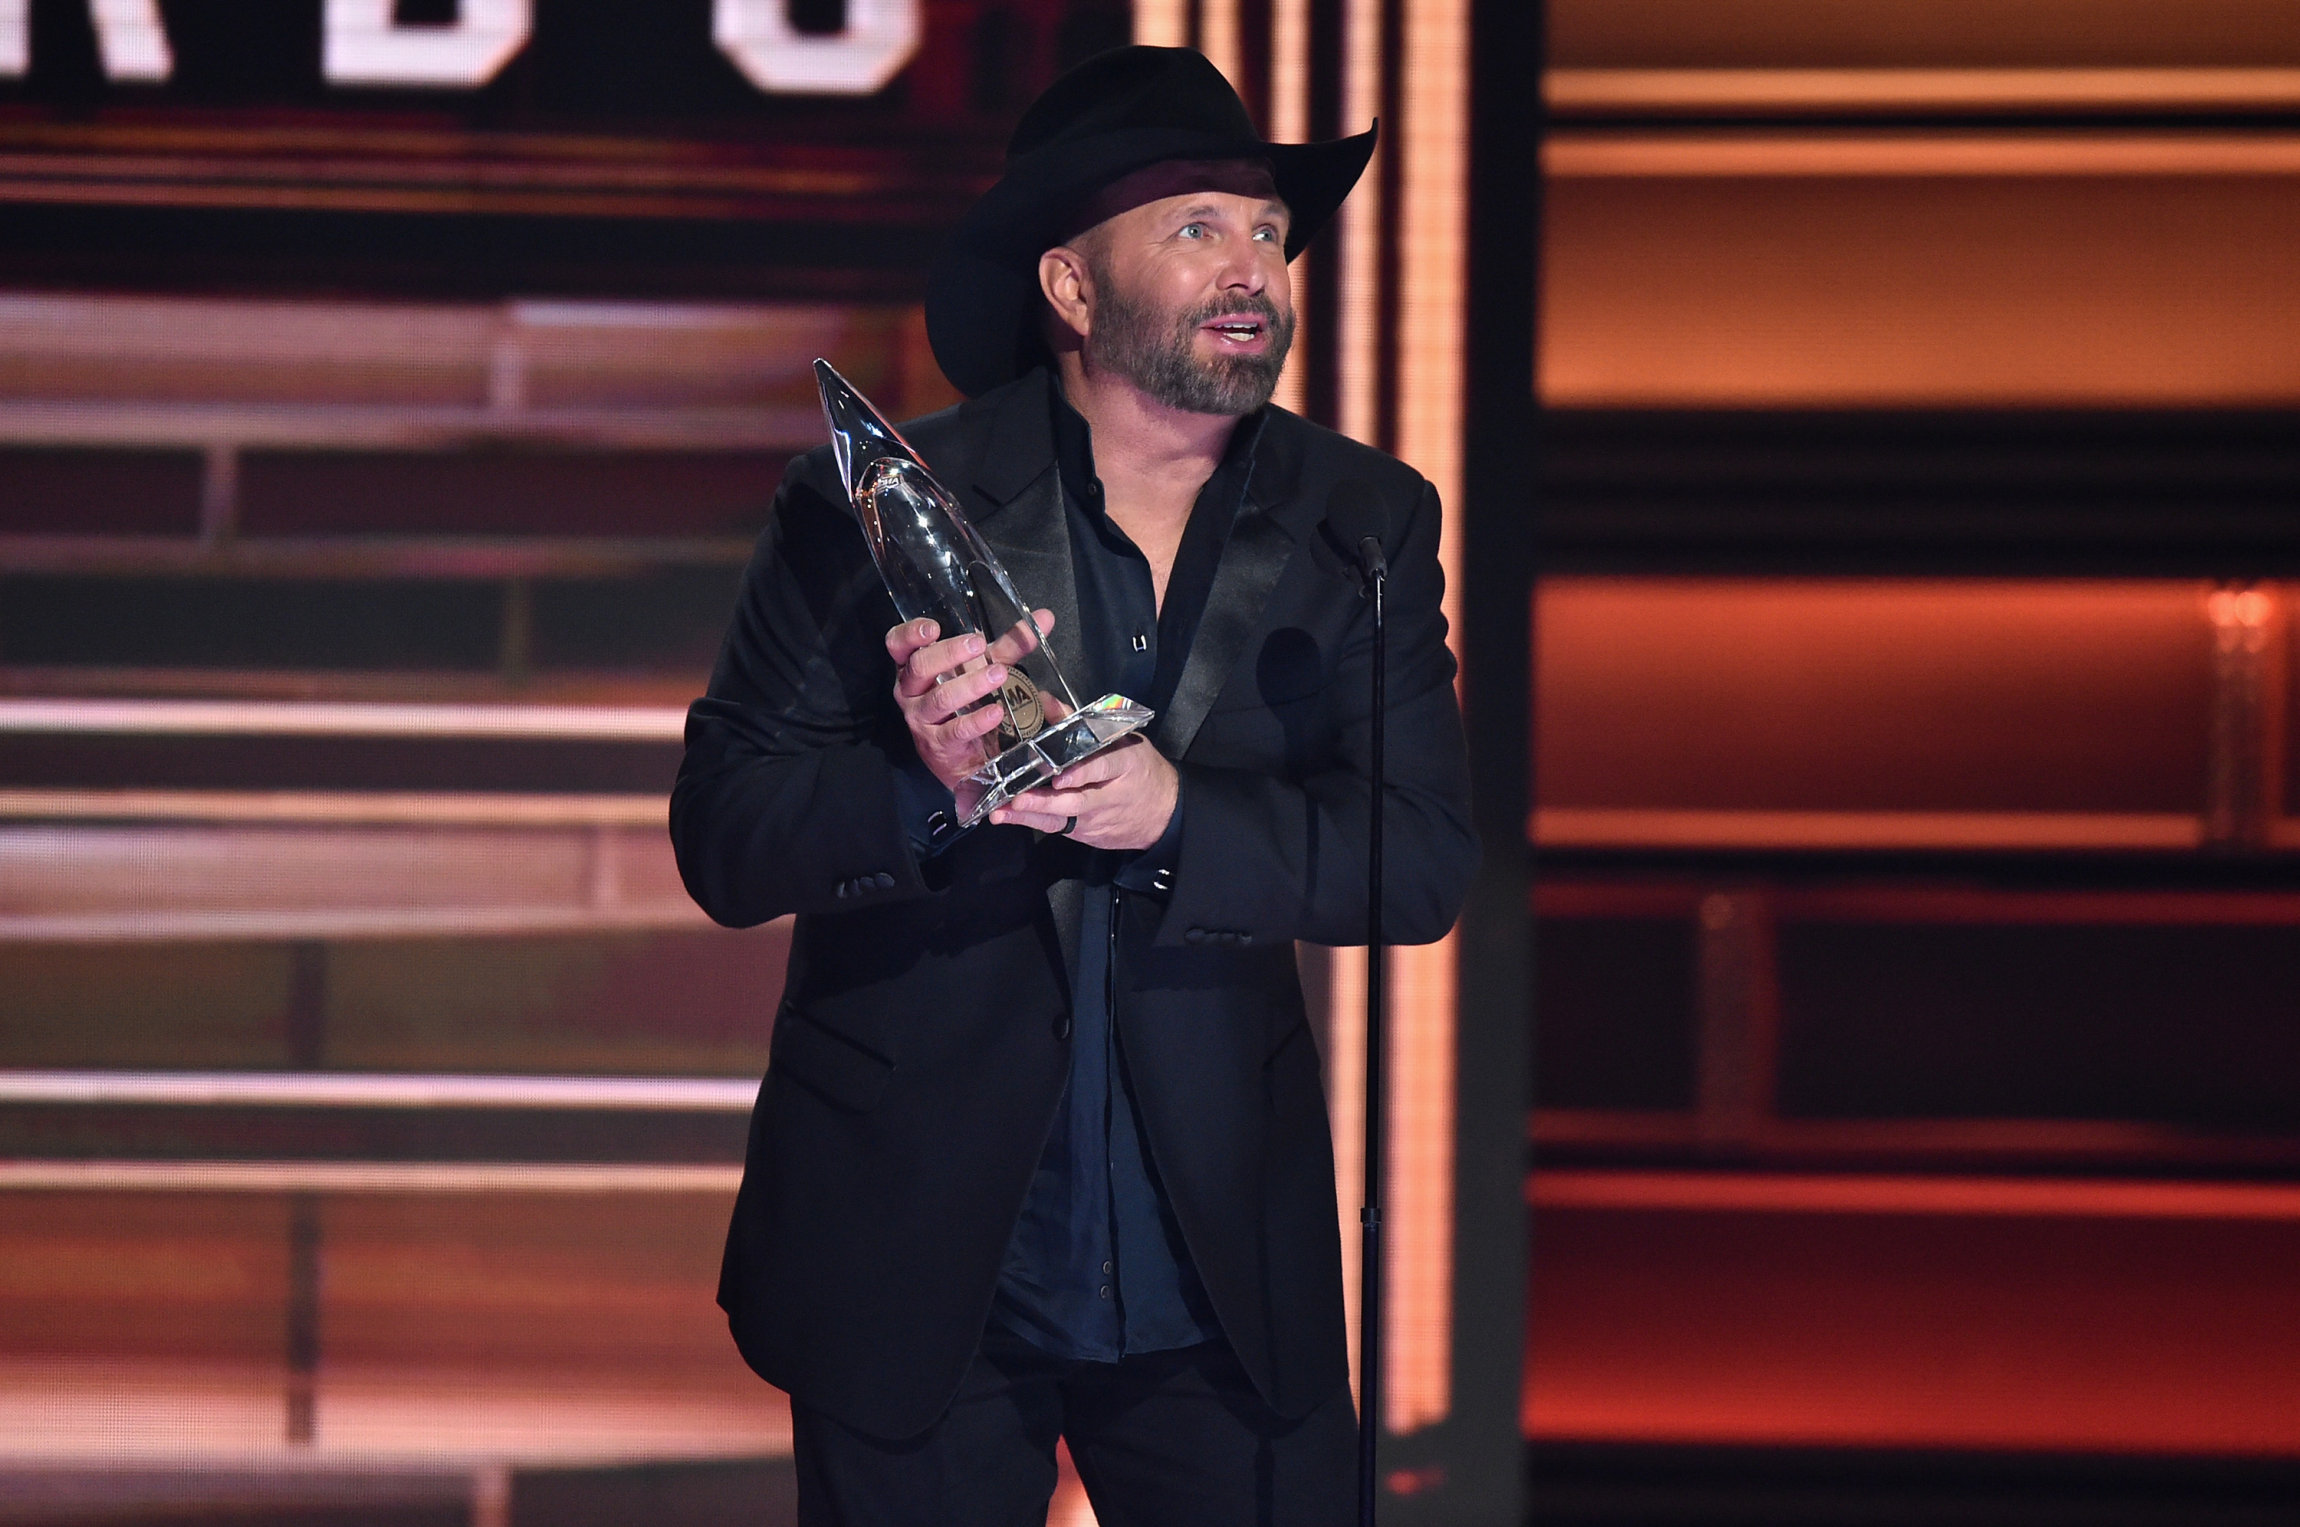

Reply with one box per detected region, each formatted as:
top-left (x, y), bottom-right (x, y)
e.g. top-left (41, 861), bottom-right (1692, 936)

top-left (1219, 246), bottom-right (1270, 293)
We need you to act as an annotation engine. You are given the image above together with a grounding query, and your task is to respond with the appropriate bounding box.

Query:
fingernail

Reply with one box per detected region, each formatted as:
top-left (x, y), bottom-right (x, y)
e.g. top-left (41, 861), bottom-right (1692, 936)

top-left (965, 635), bottom-right (984, 655)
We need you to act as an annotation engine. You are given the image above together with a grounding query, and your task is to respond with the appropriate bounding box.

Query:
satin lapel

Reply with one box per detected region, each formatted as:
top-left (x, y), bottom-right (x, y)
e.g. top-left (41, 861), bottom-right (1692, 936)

top-left (1154, 503), bottom-right (1296, 761)
top-left (976, 465), bottom-right (1083, 711)
top-left (975, 465), bottom-right (1089, 983)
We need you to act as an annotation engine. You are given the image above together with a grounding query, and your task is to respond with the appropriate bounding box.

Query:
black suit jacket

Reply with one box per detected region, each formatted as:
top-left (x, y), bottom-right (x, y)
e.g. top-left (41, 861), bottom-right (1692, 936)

top-left (670, 368), bottom-right (1476, 1441)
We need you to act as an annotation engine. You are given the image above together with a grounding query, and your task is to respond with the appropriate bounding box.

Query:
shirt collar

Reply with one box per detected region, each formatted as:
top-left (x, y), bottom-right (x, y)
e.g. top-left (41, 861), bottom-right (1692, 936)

top-left (1046, 372), bottom-right (1268, 521)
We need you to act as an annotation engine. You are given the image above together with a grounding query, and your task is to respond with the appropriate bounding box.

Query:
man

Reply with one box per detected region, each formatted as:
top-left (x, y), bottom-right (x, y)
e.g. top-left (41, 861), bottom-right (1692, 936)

top-left (672, 45), bottom-right (1474, 1526)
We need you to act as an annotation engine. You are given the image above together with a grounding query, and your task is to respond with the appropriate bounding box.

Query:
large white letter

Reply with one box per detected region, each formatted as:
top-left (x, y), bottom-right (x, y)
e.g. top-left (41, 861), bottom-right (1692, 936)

top-left (324, 0), bottom-right (530, 87)
top-left (0, 0), bottom-right (173, 80)
top-left (714, 0), bottom-right (919, 95)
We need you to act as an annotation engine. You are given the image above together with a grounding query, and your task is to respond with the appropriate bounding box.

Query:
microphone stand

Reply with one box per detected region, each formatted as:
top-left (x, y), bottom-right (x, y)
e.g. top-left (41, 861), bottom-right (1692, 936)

top-left (1356, 542), bottom-right (1388, 1527)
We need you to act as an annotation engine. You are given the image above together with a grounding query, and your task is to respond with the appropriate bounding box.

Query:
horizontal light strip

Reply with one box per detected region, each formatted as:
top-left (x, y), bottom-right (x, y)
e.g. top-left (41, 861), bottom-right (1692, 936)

top-left (0, 903), bottom-right (707, 943)
top-left (0, 789), bottom-right (667, 826)
top-left (0, 1160), bottom-right (744, 1194)
top-left (0, 698), bottom-right (688, 741)
top-left (1533, 807), bottom-right (2203, 852)
top-left (1538, 880), bottom-right (2300, 926)
top-left (1547, 132), bottom-right (2300, 179)
top-left (0, 399), bottom-right (820, 451)
top-left (1533, 1169), bottom-right (2300, 1223)
top-left (1533, 1110), bottom-right (2300, 1166)
top-left (0, 1070), bottom-right (757, 1110)
top-left (1549, 67), bottom-right (2300, 117)
top-left (0, 534), bottom-right (752, 579)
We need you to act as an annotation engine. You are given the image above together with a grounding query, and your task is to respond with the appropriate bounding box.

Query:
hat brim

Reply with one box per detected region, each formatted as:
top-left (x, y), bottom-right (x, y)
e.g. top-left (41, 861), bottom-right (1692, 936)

top-left (926, 124), bottom-right (1377, 399)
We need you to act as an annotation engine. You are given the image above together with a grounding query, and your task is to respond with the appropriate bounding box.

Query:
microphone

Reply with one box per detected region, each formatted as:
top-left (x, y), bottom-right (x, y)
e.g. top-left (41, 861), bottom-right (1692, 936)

top-left (1328, 473), bottom-right (1392, 1525)
top-left (1325, 479), bottom-right (1388, 582)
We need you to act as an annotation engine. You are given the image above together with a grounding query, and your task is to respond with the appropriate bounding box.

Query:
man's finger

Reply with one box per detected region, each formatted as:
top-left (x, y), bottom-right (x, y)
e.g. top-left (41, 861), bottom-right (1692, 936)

top-left (991, 802), bottom-right (1073, 832)
top-left (916, 663), bottom-right (1007, 724)
top-left (1050, 741), bottom-right (1133, 790)
top-left (896, 631), bottom-right (988, 698)
top-left (1015, 783), bottom-right (1101, 818)
top-left (931, 696), bottom-right (1008, 745)
top-left (986, 609), bottom-right (1057, 666)
top-left (884, 617), bottom-right (939, 666)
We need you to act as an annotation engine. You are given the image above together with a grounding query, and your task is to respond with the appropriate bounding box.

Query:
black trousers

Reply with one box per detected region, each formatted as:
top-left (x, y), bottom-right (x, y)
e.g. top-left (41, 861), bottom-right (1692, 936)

top-left (791, 1325), bottom-right (1356, 1527)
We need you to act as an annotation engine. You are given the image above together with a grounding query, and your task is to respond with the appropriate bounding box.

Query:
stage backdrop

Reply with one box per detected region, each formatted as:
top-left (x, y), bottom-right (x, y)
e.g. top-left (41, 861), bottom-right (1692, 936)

top-left (0, 3), bottom-right (1506, 1524)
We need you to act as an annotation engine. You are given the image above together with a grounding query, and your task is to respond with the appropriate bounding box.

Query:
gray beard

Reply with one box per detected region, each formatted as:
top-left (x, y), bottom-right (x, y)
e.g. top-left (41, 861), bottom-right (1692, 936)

top-left (1086, 269), bottom-right (1295, 417)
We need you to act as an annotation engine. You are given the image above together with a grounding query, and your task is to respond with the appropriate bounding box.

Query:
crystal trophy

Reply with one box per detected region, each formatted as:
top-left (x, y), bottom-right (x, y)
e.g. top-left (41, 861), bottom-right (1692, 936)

top-left (815, 359), bottom-right (1154, 828)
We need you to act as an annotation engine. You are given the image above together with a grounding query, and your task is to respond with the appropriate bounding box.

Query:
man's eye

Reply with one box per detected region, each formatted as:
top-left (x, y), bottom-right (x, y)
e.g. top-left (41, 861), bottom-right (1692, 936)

top-left (1178, 223), bottom-right (1206, 239)
top-left (1254, 226), bottom-right (1281, 242)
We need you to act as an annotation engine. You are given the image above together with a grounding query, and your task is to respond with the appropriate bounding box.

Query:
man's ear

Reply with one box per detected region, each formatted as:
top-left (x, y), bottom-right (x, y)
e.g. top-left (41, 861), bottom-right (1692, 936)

top-left (1038, 246), bottom-right (1092, 345)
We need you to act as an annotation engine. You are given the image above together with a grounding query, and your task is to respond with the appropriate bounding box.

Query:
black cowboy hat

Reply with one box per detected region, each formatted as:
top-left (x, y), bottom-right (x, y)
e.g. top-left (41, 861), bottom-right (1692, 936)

top-left (924, 45), bottom-right (1377, 399)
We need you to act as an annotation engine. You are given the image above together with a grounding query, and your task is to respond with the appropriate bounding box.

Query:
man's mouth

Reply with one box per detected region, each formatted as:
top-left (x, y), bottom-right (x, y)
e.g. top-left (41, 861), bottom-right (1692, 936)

top-left (1204, 317), bottom-right (1267, 346)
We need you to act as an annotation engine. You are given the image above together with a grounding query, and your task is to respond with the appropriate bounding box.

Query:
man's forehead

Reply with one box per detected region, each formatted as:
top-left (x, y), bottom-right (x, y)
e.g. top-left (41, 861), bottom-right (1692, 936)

top-left (1054, 158), bottom-right (1287, 248)
top-left (1132, 187), bottom-right (1291, 224)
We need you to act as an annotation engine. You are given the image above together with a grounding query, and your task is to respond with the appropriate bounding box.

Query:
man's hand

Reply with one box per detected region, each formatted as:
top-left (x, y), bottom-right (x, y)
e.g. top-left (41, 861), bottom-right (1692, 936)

top-left (991, 735), bottom-right (1179, 852)
top-left (887, 611), bottom-right (1055, 792)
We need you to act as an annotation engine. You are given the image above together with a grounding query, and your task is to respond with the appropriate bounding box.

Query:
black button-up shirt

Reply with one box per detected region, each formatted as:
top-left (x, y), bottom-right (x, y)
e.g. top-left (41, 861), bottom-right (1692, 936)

top-left (984, 379), bottom-right (1265, 1361)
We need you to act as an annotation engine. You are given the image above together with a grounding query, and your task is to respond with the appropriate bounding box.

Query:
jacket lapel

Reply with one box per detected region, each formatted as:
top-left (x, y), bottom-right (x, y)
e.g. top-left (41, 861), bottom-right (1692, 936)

top-left (963, 374), bottom-right (1084, 701)
top-left (1153, 410), bottom-right (1313, 761)
top-left (955, 374), bottom-right (1090, 985)
top-left (976, 467), bottom-right (1085, 714)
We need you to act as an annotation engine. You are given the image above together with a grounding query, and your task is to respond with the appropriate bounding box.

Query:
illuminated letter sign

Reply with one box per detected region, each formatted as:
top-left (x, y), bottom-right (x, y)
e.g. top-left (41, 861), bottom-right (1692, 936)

top-left (0, 0), bottom-right (172, 80)
top-left (323, 0), bottom-right (532, 87)
top-left (1, 0), bottom-right (919, 95)
top-left (713, 0), bottom-right (920, 95)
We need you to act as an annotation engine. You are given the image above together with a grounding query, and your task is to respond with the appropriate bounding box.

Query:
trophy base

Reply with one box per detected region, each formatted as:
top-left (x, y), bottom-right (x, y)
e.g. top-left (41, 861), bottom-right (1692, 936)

top-left (960, 693), bottom-right (1155, 828)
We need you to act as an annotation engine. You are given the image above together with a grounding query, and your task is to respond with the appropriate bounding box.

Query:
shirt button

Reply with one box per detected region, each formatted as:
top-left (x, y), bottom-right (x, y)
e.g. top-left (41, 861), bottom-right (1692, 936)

top-left (1098, 1286), bottom-right (1112, 1300)
top-left (1101, 1260), bottom-right (1113, 1274)
top-left (873, 872), bottom-right (895, 889)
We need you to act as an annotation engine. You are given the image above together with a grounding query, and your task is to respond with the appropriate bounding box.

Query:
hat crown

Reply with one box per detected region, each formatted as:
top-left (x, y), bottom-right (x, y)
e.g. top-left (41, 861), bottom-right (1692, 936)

top-left (1007, 46), bottom-right (1259, 162)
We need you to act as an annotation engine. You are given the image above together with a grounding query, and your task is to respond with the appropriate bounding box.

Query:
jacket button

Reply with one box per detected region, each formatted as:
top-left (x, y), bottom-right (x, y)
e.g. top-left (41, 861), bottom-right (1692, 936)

top-left (873, 872), bottom-right (895, 889)
top-left (1150, 867), bottom-right (1173, 893)
top-left (1184, 927), bottom-right (1206, 944)
top-left (833, 880), bottom-right (849, 898)
top-left (1054, 1014), bottom-right (1073, 1040)
top-left (1236, 932), bottom-right (1253, 945)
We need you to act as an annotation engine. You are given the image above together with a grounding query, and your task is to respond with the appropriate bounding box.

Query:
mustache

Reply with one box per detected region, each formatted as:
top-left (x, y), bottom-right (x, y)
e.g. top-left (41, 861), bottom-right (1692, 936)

top-left (1181, 291), bottom-right (1286, 328)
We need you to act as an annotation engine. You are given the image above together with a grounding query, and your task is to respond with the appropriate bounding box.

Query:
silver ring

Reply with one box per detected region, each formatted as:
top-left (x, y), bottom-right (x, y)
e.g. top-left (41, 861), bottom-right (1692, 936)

top-left (1062, 816), bottom-right (1078, 836)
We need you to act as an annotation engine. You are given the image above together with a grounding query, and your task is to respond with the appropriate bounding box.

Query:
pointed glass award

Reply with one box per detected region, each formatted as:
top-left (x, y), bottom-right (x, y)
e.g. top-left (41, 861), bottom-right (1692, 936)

top-left (815, 359), bottom-right (1154, 828)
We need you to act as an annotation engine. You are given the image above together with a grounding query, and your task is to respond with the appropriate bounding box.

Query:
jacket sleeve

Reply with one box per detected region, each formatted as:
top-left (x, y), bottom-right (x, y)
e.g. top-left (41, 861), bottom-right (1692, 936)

top-left (1161, 477), bottom-right (1477, 949)
top-left (669, 453), bottom-right (934, 928)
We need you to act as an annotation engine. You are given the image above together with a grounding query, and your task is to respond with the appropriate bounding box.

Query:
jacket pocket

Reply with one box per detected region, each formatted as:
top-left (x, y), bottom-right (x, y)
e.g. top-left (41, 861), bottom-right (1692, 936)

top-left (770, 1007), bottom-right (896, 1113)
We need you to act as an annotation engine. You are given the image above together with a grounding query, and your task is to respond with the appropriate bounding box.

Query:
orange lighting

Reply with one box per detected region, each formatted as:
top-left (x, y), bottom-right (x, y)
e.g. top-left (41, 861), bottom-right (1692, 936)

top-left (1529, 1170), bottom-right (2300, 1455)
top-left (1198, 0), bottom-right (1243, 95)
top-left (1541, 134), bottom-right (2300, 407)
top-left (1131, 0), bottom-right (1187, 47)
top-left (1547, 67), bottom-right (2300, 116)
top-left (1152, 0), bottom-right (1471, 1439)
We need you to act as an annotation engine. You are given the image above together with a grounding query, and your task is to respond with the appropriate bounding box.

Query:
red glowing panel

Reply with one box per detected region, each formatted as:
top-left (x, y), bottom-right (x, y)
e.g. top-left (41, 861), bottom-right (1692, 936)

top-left (1534, 579), bottom-right (2215, 846)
